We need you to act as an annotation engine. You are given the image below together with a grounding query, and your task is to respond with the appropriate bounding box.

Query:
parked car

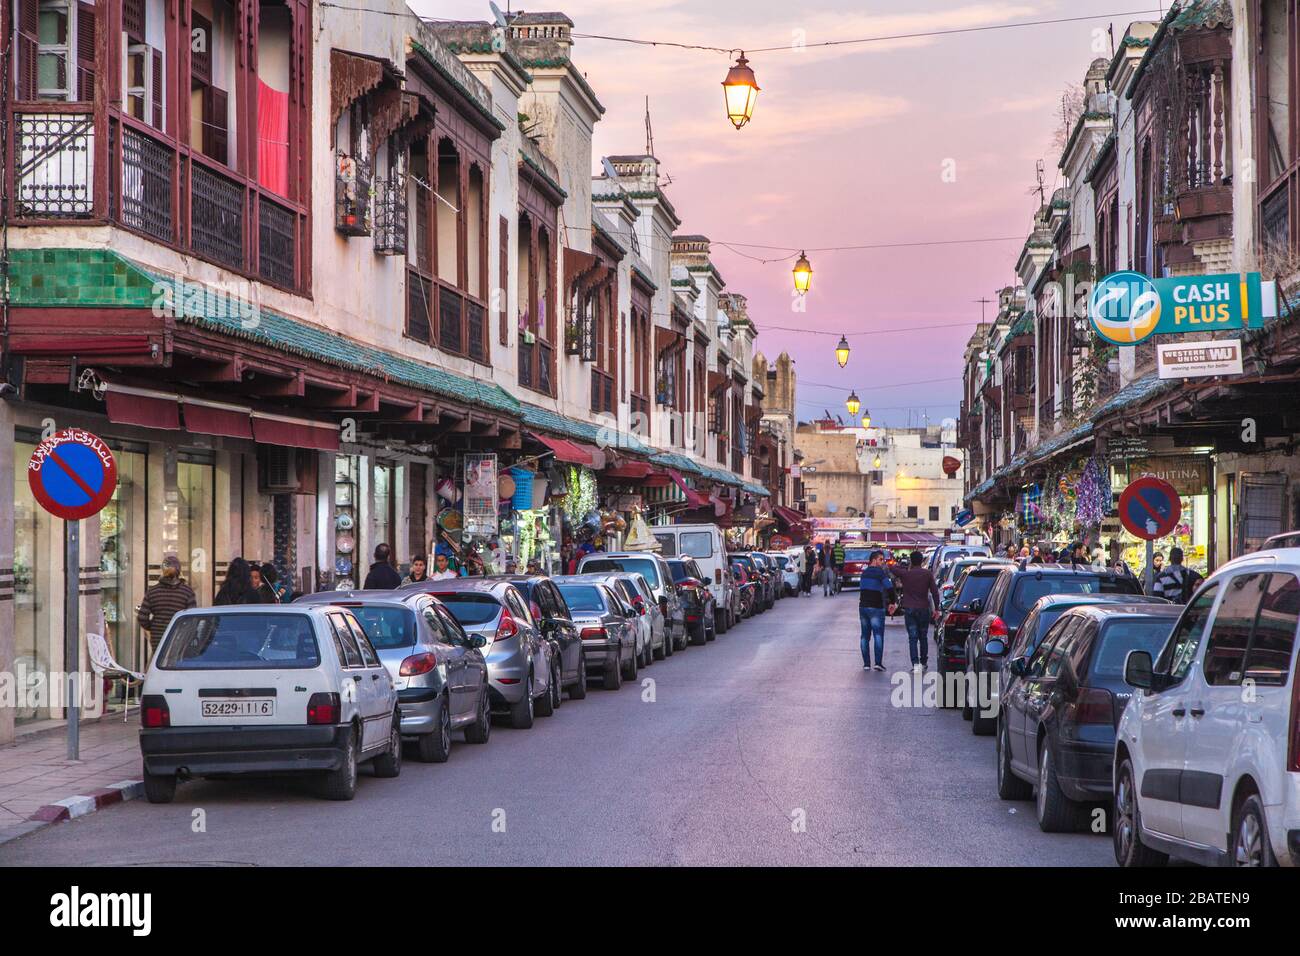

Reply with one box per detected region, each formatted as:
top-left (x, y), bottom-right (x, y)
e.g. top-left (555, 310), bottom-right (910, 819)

top-left (554, 580), bottom-right (639, 690)
top-left (294, 590), bottom-right (492, 762)
top-left (1115, 552), bottom-right (1300, 867)
top-left (934, 564), bottom-right (1006, 707)
top-left (927, 542), bottom-right (991, 574)
top-left (731, 559), bottom-right (759, 618)
top-left (483, 574), bottom-right (587, 702)
top-left (730, 553), bottom-right (774, 611)
top-left (651, 523), bottom-right (736, 632)
top-left (937, 557), bottom-right (1012, 610)
top-left (577, 551), bottom-right (687, 650)
top-left (751, 552), bottom-right (784, 603)
top-left (839, 545), bottom-right (878, 589)
top-left (407, 578), bottom-right (556, 729)
top-left (139, 606), bottom-right (402, 803)
top-left (962, 566), bottom-right (1144, 733)
top-left (769, 552), bottom-right (802, 596)
top-left (564, 570), bottom-right (664, 664)
top-left (996, 603), bottom-right (1183, 832)
top-left (666, 557), bottom-right (718, 644)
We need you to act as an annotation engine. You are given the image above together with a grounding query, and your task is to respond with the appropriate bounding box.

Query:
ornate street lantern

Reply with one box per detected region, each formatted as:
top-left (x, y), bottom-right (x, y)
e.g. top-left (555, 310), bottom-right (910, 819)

top-left (873, 455), bottom-right (882, 469)
top-left (861, 412), bottom-right (871, 429)
top-left (834, 334), bottom-right (850, 368)
top-left (845, 390), bottom-right (860, 417)
top-left (722, 52), bottom-right (760, 129)
top-left (792, 251), bottom-right (813, 295)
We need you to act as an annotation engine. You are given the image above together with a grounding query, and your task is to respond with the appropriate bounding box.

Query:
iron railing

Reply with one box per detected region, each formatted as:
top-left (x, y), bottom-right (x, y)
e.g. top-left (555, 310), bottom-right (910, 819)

top-left (14, 110), bottom-right (94, 218)
top-left (439, 285), bottom-right (463, 353)
top-left (190, 160), bottom-right (244, 269)
top-left (373, 175), bottom-right (407, 255)
top-left (119, 124), bottom-right (174, 242)
top-left (537, 341), bottom-right (554, 395)
top-left (590, 369), bottom-right (614, 414)
top-left (258, 195), bottom-right (296, 287)
top-left (518, 339), bottom-right (534, 388)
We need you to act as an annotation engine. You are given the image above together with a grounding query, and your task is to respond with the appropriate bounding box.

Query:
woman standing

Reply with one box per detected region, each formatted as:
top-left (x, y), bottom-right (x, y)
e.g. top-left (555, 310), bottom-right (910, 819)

top-left (214, 557), bottom-right (253, 606)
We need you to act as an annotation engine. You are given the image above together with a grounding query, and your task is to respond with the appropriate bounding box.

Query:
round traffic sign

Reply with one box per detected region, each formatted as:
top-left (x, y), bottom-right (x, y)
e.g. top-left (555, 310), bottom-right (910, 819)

top-left (1118, 475), bottom-right (1181, 541)
top-left (27, 429), bottom-right (118, 521)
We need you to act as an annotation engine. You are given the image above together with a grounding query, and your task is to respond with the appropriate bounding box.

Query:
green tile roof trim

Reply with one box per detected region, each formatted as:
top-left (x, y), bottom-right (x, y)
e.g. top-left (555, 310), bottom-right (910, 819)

top-left (520, 151), bottom-right (568, 198)
top-left (519, 405), bottom-right (655, 457)
top-left (11, 248), bottom-right (520, 415)
top-left (442, 40), bottom-right (534, 83)
top-left (630, 262), bottom-right (658, 291)
top-left (410, 40), bottom-right (507, 132)
top-left (1058, 111), bottom-right (1112, 169)
top-left (1171, 0), bottom-right (1232, 30)
top-left (1008, 311), bottom-right (1034, 337)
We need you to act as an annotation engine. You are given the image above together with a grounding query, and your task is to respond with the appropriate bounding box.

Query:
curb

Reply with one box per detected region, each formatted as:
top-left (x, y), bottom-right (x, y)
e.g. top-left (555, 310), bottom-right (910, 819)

top-left (0, 779), bottom-right (143, 848)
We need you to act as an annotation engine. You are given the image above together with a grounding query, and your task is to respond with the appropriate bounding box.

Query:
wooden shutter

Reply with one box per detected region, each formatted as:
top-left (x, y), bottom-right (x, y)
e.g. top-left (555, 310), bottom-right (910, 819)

top-left (191, 13), bottom-right (212, 85)
top-left (499, 216), bottom-right (509, 345)
top-left (16, 0), bottom-right (40, 101)
top-left (414, 182), bottom-right (430, 272)
top-left (76, 3), bottom-right (97, 101)
top-left (122, 0), bottom-right (145, 42)
top-left (203, 86), bottom-right (228, 164)
top-left (150, 48), bottom-right (163, 129)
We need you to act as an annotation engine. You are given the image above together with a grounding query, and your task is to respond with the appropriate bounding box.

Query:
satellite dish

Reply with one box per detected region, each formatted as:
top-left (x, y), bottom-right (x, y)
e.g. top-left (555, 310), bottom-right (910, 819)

top-left (488, 1), bottom-right (508, 27)
top-left (827, 502), bottom-right (839, 514)
top-left (600, 157), bottom-right (621, 183)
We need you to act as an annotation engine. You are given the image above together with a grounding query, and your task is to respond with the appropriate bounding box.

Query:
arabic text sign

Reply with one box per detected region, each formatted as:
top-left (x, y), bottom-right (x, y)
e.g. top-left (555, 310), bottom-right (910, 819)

top-left (1156, 339), bottom-right (1244, 379)
top-left (27, 429), bottom-right (119, 520)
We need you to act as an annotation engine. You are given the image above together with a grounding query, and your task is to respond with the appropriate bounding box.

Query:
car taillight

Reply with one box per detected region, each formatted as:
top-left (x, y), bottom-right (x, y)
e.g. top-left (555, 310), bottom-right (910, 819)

top-left (1289, 659), bottom-right (1300, 772)
top-left (1071, 686), bottom-right (1114, 726)
top-left (399, 652), bottom-right (437, 676)
top-left (580, 626), bottom-right (607, 639)
top-left (944, 611), bottom-right (974, 628)
top-left (141, 695), bottom-right (170, 728)
top-left (307, 692), bottom-right (341, 725)
top-left (987, 616), bottom-right (1009, 639)
top-left (495, 611), bottom-right (519, 643)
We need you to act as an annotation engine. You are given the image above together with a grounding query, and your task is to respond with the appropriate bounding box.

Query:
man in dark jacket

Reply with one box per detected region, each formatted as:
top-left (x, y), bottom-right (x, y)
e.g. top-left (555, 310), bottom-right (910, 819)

top-left (893, 550), bottom-right (941, 670)
top-left (363, 543), bottom-right (403, 590)
top-left (137, 554), bottom-right (196, 646)
top-left (858, 550), bottom-right (897, 671)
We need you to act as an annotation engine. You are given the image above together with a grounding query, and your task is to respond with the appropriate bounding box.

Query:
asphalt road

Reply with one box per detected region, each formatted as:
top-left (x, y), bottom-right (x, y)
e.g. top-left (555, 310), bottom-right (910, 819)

top-left (0, 590), bottom-right (1115, 866)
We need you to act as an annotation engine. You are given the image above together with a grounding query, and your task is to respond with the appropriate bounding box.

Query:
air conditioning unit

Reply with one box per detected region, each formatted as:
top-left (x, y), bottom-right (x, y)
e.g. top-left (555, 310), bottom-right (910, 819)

top-left (262, 446), bottom-right (300, 492)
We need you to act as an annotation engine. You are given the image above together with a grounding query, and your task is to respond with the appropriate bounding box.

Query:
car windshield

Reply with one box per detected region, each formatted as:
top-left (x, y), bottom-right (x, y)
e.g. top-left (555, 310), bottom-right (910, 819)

top-left (1090, 618), bottom-right (1178, 677)
top-left (433, 593), bottom-right (502, 626)
top-left (1008, 575), bottom-right (1140, 629)
top-left (335, 606), bottom-right (415, 649)
top-left (157, 613), bottom-right (320, 669)
top-left (557, 585), bottom-right (606, 613)
top-left (731, 555), bottom-right (756, 571)
top-left (582, 558), bottom-right (660, 588)
top-left (954, 572), bottom-right (999, 611)
top-left (679, 531), bottom-right (714, 558)
top-left (844, 548), bottom-right (872, 562)
top-left (774, 556), bottom-right (789, 569)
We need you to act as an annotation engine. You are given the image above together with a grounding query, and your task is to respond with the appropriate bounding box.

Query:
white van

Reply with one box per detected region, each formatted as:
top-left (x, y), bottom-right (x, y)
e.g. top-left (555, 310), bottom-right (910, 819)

top-left (651, 524), bottom-right (737, 633)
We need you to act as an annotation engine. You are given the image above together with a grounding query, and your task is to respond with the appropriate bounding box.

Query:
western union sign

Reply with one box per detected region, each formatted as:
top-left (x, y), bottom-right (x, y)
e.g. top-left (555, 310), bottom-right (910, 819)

top-left (1156, 339), bottom-right (1244, 379)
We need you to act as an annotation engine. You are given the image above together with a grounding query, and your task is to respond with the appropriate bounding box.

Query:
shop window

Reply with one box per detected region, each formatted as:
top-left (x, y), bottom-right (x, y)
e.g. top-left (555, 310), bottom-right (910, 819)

top-left (13, 437), bottom-right (66, 724)
top-left (929, 506), bottom-right (940, 523)
top-left (907, 505), bottom-right (918, 519)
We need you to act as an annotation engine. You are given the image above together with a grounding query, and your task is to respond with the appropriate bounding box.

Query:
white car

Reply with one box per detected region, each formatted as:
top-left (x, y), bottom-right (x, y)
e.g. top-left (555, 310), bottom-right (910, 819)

top-left (139, 605), bottom-right (401, 804)
top-left (1114, 549), bottom-right (1300, 867)
top-left (767, 552), bottom-right (802, 595)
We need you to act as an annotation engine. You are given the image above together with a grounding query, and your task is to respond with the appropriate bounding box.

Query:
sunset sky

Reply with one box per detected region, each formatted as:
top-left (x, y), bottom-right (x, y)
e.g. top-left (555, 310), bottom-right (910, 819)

top-left (411, 0), bottom-right (1170, 426)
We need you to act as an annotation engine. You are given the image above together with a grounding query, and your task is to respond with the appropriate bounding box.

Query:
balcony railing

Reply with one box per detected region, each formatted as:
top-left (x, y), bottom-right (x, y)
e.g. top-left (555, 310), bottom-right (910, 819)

top-left (591, 369), bottom-right (614, 415)
top-left (372, 175), bottom-right (407, 255)
top-left (258, 195), bottom-right (296, 288)
top-left (118, 123), bottom-right (174, 243)
top-left (14, 109), bottom-right (94, 219)
top-left (439, 285), bottom-right (463, 353)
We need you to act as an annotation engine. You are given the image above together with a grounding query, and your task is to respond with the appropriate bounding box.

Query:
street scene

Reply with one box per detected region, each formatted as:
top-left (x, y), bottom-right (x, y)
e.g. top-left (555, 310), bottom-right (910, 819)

top-left (0, 0), bottom-right (1297, 923)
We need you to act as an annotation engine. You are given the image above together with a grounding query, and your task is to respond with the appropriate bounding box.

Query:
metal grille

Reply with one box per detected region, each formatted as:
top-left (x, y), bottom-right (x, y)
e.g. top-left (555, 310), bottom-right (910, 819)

top-left (518, 339), bottom-right (534, 388)
top-left (407, 270), bottom-right (432, 343)
top-left (258, 196), bottom-right (296, 287)
top-left (190, 162), bottom-right (244, 269)
top-left (538, 342), bottom-right (553, 395)
top-left (120, 125), bottom-right (173, 241)
top-left (1239, 474), bottom-right (1288, 555)
top-left (466, 300), bottom-right (486, 363)
top-left (373, 175), bottom-right (407, 255)
top-left (439, 286), bottom-right (463, 353)
top-left (14, 112), bottom-right (95, 218)
top-left (1261, 184), bottom-right (1290, 256)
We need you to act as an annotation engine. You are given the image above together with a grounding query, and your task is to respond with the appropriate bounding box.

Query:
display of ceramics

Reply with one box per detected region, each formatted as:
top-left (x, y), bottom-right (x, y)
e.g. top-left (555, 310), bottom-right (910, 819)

top-left (335, 556), bottom-right (353, 575)
top-left (334, 578), bottom-right (356, 591)
top-left (498, 473), bottom-right (516, 499)
top-left (438, 508), bottom-right (462, 531)
top-left (336, 533), bottom-right (354, 554)
top-left (335, 513), bottom-right (354, 531)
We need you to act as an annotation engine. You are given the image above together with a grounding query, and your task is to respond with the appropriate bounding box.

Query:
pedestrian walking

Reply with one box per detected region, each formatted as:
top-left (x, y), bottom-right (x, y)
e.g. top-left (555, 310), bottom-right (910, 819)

top-left (893, 550), bottom-right (940, 671)
top-left (858, 550), bottom-right (897, 672)
top-left (821, 557), bottom-right (835, 596)
top-left (363, 543), bottom-right (402, 590)
top-left (1152, 547), bottom-right (1203, 603)
top-left (244, 563), bottom-right (280, 604)
top-left (214, 556), bottom-right (254, 606)
top-left (1141, 550), bottom-right (1165, 593)
top-left (801, 546), bottom-right (815, 595)
top-left (136, 554), bottom-right (197, 646)
top-left (429, 552), bottom-right (458, 581)
top-left (402, 554), bottom-right (429, 585)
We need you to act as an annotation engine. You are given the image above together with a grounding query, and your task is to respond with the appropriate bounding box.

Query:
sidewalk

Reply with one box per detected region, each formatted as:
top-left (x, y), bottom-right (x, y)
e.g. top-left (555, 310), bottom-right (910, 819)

top-left (0, 717), bottom-right (143, 846)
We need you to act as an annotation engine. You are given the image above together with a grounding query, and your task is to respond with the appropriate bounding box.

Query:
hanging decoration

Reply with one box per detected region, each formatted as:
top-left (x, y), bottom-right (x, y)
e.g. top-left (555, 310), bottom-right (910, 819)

top-left (1074, 456), bottom-right (1111, 529)
top-left (563, 465), bottom-right (598, 526)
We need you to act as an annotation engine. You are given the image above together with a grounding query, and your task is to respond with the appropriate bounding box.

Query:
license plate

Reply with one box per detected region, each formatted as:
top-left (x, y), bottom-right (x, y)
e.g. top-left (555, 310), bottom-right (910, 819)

top-left (201, 699), bottom-right (275, 718)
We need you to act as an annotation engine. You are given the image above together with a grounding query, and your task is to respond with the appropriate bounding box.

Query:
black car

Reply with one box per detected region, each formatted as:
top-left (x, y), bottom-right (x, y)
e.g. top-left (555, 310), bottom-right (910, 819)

top-left (935, 564), bottom-right (1005, 707)
top-left (995, 603), bottom-right (1182, 832)
top-left (729, 553), bottom-right (771, 612)
top-left (963, 566), bottom-right (1144, 734)
top-left (484, 575), bottom-right (586, 703)
top-left (666, 557), bottom-right (718, 645)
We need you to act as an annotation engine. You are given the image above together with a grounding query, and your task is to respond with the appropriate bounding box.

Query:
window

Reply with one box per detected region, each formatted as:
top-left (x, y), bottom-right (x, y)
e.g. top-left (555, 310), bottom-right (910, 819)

top-left (329, 613), bottom-right (363, 668)
top-left (557, 585), bottom-right (605, 613)
top-left (1156, 583), bottom-right (1219, 683)
top-left (436, 139), bottom-right (460, 286)
top-left (345, 616), bottom-right (380, 667)
top-left (1203, 574), bottom-right (1262, 685)
top-left (433, 604), bottom-right (468, 644)
top-left (1242, 573), bottom-right (1300, 686)
top-left (421, 605), bottom-right (451, 644)
top-left (907, 505), bottom-right (918, 519)
top-left (1257, 0), bottom-right (1297, 259)
top-left (679, 531), bottom-right (714, 559)
top-left (348, 606), bottom-right (415, 649)
top-left (37, 0), bottom-right (70, 99)
top-left (156, 613), bottom-right (320, 669)
top-left (929, 506), bottom-right (940, 523)
top-left (1090, 618), bottom-right (1179, 679)
top-left (1042, 620), bottom-right (1084, 677)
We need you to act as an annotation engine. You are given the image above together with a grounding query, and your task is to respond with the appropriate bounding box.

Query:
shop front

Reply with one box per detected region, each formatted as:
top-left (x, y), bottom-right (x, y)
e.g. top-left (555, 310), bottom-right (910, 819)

top-left (1109, 451), bottom-right (1215, 576)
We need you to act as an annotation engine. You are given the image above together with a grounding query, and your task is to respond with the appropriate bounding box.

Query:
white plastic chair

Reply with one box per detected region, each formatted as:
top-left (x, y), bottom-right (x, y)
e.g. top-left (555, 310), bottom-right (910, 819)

top-left (86, 631), bottom-right (146, 721)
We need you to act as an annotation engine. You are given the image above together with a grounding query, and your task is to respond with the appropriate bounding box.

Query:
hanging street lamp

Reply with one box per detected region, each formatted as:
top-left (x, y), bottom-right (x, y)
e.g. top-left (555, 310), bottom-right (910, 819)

top-left (792, 251), bottom-right (813, 295)
top-left (722, 52), bottom-right (760, 129)
top-left (861, 411), bottom-right (872, 429)
top-left (834, 334), bottom-right (850, 368)
top-left (873, 454), bottom-right (882, 469)
top-left (845, 390), bottom-right (860, 417)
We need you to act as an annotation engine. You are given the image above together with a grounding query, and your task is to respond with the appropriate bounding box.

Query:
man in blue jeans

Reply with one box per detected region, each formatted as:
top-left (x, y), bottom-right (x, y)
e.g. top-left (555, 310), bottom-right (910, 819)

top-left (858, 550), bottom-right (897, 671)
top-left (893, 550), bottom-right (941, 671)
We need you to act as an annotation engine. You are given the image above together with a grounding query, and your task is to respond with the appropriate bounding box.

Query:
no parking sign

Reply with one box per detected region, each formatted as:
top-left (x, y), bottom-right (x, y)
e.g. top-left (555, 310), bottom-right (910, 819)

top-left (27, 429), bottom-right (118, 520)
top-left (1118, 475), bottom-right (1181, 541)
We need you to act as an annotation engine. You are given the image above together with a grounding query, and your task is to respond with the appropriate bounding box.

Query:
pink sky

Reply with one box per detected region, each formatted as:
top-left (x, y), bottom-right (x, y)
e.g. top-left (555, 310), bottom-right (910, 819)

top-left (414, 1), bottom-right (1167, 426)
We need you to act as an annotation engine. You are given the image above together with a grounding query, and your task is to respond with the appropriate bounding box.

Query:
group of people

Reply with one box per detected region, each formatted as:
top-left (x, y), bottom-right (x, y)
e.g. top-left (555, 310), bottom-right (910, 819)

top-left (997, 539), bottom-right (1203, 603)
top-left (856, 549), bottom-right (940, 673)
top-left (796, 540), bottom-right (845, 596)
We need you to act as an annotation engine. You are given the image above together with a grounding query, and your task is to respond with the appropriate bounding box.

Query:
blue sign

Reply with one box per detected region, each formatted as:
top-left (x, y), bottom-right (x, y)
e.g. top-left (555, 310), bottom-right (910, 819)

top-left (27, 429), bottom-right (119, 521)
top-left (954, 508), bottom-right (974, 527)
top-left (1118, 476), bottom-right (1182, 541)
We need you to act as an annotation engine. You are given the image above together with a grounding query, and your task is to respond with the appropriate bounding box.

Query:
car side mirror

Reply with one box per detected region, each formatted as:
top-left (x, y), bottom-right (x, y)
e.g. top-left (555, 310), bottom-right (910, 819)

top-left (1124, 650), bottom-right (1154, 690)
top-left (466, 634), bottom-right (488, 649)
top-left (986, 638), bottom-right (1008, 657)
top-left (1009, 656), bottom-right (1028, 677)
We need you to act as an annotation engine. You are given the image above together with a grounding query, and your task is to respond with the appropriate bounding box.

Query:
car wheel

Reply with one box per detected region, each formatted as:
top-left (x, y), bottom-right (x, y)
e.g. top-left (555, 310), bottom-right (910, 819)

top-left (690, 620), bottom-right (707, 646)
top-left (971, 677), bottom-right (996, 736)
top-left (716, 609), bottom-right (728, 635)
top-left (319, 726), bottom-right (359, 800)
top-left (960, 669), bottom-right (974, 720)
top-left (662, 630), bottom-right (674, 658)
top-left (372, 714), bottom-right (403, 778)
top-left (1035, 742), bottom-right (1079, 833)
top-left (464, 680), bottom-right (492, 744)
top-left (706, 609), bottom-right (717, 640)
top-left (1113, 758), bottom-right (1166, 867)
top-left (417, 696), bottom-right (452, 763)
top-left (569, 654), bottom-right (588, 700)
top-left (509, 674), bottom-right (536, 729)
top-left (1232, 794), bottom-right (1277, 867)
top-left (653, 632), bottom-right (667, 660)
top-left (552, 659), bottom-right (564, 709)
top-left (142, 766), bottom-right (177, 805)
top-left (996, 718), bottom-right (1032, 801)
top-left (621, 644), bottom-right (638, 680)
top-left (536, 664), bottom-right (556, 717)
top-left (604, 654), bottom-right (623, 691)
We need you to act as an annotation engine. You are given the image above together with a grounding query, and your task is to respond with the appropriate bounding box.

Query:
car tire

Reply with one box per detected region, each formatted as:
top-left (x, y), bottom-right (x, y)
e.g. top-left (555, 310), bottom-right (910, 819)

top-left (653, 633), bottom-right (667, 660)
top-left (1232, 794), bottom-right (1277, 867)
top-left (621, 644), bottom-right (638, 681)
top-left (372, 715), bottom-right (403, 778)
top-left (510, 674), bottom-right (536, 729)
top-left (1113, 758), bottom-right (1166, 867)
top-left (569, 654), bottom-right (588, 700)
top-left (663, 630), bottom-right (674, 658)
top-left (706, 611), bottom-right (717, 641)
top-left (716, 609), bottom-right (728, 635)
top-left (464, 680), bottom-right (492, 744)
top-left (1035, 742), bottom-right (1079, 833)
top-left (996, 718), bottom-right (1032, 801)
top-left (971, 683), bottom-right (996, 736)
top-left (604, 655), bottom-right (623, 691)
top-left (142, 767), bottom-right (177, 805)
top-left (690, 620), bottom-right (707, 646)
top-left (417, 696), bottom-right (452, 763)
top-left (960, 681), bottom-right (974, 721)
top-left (536, 664), bottom-right (557, 717)
top-left (319, 726), bottom-right (359, 800)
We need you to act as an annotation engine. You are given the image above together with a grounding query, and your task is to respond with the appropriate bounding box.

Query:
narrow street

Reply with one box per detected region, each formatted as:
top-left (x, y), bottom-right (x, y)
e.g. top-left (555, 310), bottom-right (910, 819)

top-left (0, 594), bottom-right (1111, 867)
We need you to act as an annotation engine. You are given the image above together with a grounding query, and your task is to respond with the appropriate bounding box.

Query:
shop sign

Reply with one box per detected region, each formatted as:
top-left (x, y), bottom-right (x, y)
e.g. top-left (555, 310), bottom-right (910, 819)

top-left (1089, 271), bottom-right (1267, 346)
top-left (27, 429), bottom-right (119, 521)
top-left (1126, 456), bottom-right (1210, 496)
top-left (1106, 436), bottom-right (1151, 460)
top-left (1156, 339), bottom-right (1243, 379)
top-left (811, 516), bottom-right (872, 532)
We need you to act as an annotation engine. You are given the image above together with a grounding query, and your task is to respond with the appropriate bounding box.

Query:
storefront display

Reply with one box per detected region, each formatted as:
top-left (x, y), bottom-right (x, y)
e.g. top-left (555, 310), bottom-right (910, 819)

top-left (334, 456), bottom-right (360, 589)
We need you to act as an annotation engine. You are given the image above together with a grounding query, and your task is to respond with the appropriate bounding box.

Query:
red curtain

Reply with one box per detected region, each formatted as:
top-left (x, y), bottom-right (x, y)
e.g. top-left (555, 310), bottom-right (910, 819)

top-left (258, 80), bottom-right (289, 196)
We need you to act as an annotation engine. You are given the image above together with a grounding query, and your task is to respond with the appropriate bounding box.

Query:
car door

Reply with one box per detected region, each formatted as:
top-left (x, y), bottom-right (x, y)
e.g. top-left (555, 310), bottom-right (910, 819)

top-left (1180, 572), bottom-right (1280, 849)
top-left (1136, 582), bottom-right (1220, 840)
top-left (505, 586), bottom-right (544, 696)
top-left (435, 602), bottom-right (485, 719)
top-left (543, 582), bottom-right (581, 682)
top-left (418, 599), bottom-right (468, 716)
top-left (1009, 620), bottom-right (1063, 771)
top-left (333, 612), bottom-right (387, 751)
top-left (1018, 620), bottom-right (1079, 770)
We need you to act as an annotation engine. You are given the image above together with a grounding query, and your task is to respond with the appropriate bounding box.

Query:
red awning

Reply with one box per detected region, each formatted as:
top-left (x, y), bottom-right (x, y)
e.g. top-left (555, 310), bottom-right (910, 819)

top-left (667, 468), bottom-right (709, 508)
top-left (105, 389), bottom-right (180, 430)
top-left (11, 335), bottom-right (154, 356)
top-left (530, 432), bottom-right (594, 466)
top-left (655, 326), bottom-right (685, 354)
top-left (251, 414), bottom-right (339, 451)
top-left (602, 461), bottom-right (653, 481)
top-left (773, 505), bottom-right (810, 528)
top-left (182, 402), bottom-right (254, 440)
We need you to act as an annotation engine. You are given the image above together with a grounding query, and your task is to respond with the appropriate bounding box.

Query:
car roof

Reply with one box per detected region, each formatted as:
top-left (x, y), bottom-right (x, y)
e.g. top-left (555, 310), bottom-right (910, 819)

top-left (173, 605), bottom-right (326, 616)
top-left (294, 589), bottom-right (423, 607)
top-left (584, 552), bottom-right (663, 560)
top-left (1029, 592), bottom-right (1167, 610)
top-left (1064, 603), bottom-right (1184, 620)
top-left (1006, 566), bottom-right (1129, 578)
top-left (409, 578), bottom-right (512, 595)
